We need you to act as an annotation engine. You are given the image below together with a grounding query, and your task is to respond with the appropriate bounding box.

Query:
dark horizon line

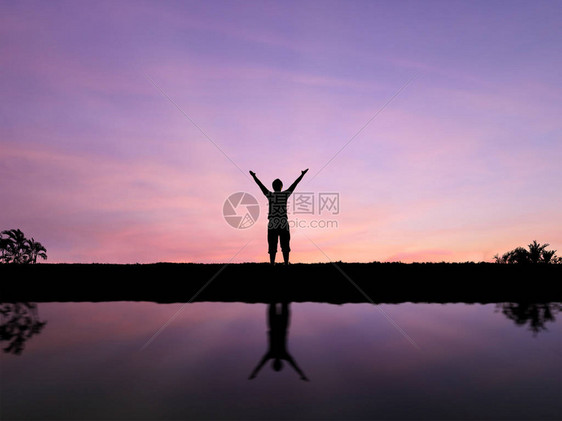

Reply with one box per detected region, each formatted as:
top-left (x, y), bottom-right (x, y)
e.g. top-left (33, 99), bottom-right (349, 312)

top-left (2, 262), bottom-right (560, 305)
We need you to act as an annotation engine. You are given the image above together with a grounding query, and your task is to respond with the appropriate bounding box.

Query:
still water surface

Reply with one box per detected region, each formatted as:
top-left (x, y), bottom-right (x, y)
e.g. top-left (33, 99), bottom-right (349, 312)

top-left (1, 301), bottom-right (560, 420)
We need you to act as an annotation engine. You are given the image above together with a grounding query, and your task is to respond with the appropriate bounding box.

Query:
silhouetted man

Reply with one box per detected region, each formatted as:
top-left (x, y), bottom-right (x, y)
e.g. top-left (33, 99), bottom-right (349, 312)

top-left (249, 169), bottom-right (308, 265)
top-left (249, 302), bottom-right (308, 381)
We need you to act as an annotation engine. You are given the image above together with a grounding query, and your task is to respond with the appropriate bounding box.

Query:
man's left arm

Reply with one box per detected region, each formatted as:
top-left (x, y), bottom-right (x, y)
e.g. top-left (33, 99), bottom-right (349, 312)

top-left (287, 169), bottom-right (309, 194)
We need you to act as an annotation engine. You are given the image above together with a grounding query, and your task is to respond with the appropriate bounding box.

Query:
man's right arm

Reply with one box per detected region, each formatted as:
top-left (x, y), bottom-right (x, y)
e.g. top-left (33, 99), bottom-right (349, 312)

top-left (285, 354), bottom-right (309, 381)
top-left (250, 171), bottom-right (270, 196)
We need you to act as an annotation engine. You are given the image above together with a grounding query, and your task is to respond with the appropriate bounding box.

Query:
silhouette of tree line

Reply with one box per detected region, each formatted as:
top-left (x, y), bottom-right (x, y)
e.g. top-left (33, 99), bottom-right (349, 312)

top-left (0, 229), bottom-right (47, 264)
top-left (494, 240), bottom-right (560, 264)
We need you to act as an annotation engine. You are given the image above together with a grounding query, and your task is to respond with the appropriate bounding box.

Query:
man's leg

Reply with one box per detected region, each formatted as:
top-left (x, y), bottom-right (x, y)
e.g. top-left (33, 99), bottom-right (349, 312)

top-left (268, 228), bottom-right (278, 265)
top-left (280, 229), bottom-right (291, 265)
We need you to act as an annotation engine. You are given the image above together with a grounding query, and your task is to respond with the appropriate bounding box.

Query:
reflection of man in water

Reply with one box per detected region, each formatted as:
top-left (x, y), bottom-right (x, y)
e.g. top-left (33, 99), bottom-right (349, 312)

top-left (249, 169), bottom-right (308, 265)
top-left (249, 303), bottom-right (308, 381)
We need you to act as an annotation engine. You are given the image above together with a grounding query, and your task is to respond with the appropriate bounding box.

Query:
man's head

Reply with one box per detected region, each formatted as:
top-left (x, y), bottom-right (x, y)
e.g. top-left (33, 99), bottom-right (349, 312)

top-left (272, 359), bottom-right (283, 371)
top-left (272, 179), bottom-right (283, 192)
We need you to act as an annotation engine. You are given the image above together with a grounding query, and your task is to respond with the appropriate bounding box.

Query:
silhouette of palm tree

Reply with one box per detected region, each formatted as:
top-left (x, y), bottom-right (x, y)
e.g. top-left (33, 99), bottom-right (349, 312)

top-left (494, 241), bottom-right (560, 264)
top-left (496, 302), bottom-right (560, 336)
top-left (0, 229), bottom-right (47, 264)
top-left (0, 303), bottom-right (47, 355)
top-left (25, 238), bottom-right (47, 264)
top-left (527, 240), bottom-right (551, 264)
top-left (0, 229), bottom-right (28, 264)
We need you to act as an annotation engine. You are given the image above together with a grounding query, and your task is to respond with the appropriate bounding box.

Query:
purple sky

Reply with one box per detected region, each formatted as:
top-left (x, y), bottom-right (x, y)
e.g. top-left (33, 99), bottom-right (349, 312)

top-left (1, 0), bottom-right (561, 263)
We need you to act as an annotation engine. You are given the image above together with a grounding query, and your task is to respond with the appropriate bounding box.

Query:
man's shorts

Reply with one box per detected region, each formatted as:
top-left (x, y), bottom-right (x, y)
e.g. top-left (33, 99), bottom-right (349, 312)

top-left (268, 228), bottom-right (290, 254)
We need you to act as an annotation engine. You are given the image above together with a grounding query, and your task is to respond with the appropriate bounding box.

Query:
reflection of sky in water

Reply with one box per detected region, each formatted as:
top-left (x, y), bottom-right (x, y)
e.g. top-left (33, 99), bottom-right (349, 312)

top-left (1, 302), bottom-right (560, 420)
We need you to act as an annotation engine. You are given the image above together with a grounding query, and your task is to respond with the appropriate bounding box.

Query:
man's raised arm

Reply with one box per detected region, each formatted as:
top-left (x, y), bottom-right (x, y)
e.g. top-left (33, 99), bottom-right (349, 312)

top-left (286, 354), bottom-right (309, 381)
top-left (287, 169), bottom-right (309, 193)
top-left (248, 353), bottom-right (270, 379)
top-left (249, 171), bottom-right (270, 196)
